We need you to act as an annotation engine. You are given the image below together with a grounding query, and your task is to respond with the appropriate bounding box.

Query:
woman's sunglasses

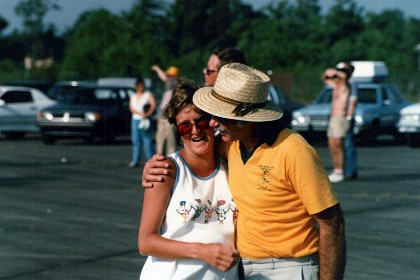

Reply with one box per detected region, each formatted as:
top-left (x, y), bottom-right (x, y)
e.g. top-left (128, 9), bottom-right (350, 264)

top-left (176, 115), bottom-right (212, 136)
top-left (203, 68), bottom-right (218, 75)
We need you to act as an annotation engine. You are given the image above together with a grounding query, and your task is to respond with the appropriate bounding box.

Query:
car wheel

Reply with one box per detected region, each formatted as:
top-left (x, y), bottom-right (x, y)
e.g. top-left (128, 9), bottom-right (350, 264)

top-left (4, 132), bottom-right (25, 140)
top-left (408, 134), bottom-right (420, 148)
top-left (392, 133), bottom-right (406, 145)
top-left (101, 133), bottom-right (115, 145)
top-left (359, 121), bottom-right (380, 145)
top-left (42, 135), bottom-right (56, 145)
top-left (83, 136), bottom-right (95, 144)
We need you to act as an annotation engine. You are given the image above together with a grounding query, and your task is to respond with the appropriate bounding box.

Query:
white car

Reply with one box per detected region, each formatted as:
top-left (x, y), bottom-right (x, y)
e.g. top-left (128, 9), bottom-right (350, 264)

top-left (397, 103), bottom-right (420, 147)
top-left (0, 86), bottom-right (56, 139)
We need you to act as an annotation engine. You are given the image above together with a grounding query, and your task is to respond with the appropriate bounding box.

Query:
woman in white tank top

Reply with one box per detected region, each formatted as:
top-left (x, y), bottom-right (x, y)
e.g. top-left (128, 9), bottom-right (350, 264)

top-left (129, 76), bottom-right (156, 167)
top-left (138, 79), bottom-right (239, 280)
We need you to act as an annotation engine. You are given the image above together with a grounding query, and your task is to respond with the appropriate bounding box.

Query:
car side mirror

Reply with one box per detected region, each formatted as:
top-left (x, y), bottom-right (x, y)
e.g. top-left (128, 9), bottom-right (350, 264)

top-left (0, 99), bottom-right (5, 106)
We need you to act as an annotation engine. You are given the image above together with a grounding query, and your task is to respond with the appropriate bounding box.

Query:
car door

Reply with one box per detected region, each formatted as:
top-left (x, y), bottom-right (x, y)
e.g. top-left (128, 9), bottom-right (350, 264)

top-left (118, 88), bottom-right (133, 134)
top-left (378, 85), bottom-right (400, 128)
top-left (0, 89), bottom-right (37, 131)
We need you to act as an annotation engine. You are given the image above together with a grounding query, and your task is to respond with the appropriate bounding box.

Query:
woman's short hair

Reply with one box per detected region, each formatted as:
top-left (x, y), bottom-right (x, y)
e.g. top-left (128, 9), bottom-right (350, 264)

top-left (162, 79), bottom-right (201, 125)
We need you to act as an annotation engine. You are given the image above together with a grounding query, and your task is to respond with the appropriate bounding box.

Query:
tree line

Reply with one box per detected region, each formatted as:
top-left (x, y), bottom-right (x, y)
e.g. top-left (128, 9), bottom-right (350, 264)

top-left (0, 0), bottom-right (419, 101)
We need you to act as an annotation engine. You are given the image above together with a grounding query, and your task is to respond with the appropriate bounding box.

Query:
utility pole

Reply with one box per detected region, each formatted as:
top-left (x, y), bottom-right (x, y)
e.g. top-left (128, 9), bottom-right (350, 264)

top-left (415, 44), bottom-right (420, 71)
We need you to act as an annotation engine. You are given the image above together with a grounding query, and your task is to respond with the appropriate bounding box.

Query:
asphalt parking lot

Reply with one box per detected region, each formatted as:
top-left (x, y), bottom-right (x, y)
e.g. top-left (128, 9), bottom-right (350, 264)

top-left (0, 136), bottom-right (419, 280)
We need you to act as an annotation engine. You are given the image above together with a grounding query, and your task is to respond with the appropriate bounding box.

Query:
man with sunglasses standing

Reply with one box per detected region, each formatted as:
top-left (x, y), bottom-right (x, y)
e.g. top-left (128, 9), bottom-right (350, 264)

top-left (144, 63), bottom-right (346, 280)
top-left (203, 47), bottom-right (247, 86)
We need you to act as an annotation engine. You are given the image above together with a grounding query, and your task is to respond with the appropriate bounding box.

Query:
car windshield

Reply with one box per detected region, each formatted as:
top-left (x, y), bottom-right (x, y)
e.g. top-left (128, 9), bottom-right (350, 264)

top-left (357, 88), bottom-right (377, 104)
top-left (317, 86), bottom-right (378, 105)
top-left (54, 87), bottom-right (120, 105)
top-left (316, 88), bottom-right (332, 104)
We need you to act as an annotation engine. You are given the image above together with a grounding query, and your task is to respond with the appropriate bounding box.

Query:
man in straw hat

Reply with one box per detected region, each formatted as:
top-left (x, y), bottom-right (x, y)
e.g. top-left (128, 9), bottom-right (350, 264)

top-left (143, 63), bottom-right (346, 280)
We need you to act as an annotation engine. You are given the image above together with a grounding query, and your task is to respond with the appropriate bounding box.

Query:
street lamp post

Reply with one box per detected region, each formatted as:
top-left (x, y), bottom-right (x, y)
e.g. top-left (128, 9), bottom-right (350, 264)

top-left (415, 44), bottom-right (420, 71)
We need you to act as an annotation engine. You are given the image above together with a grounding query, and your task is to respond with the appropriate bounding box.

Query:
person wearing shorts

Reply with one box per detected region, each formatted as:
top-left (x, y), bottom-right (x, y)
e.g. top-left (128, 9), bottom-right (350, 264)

top-left (323, 62), bottom-right (355, 183)
top-left (327, 116), bottom-right (350, 138)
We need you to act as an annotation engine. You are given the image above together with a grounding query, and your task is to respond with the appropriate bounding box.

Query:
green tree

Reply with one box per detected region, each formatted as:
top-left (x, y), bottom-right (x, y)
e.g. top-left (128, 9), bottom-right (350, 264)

top-left (13, 0), bottom-right (61, 81)
top-left (15, 0), bottom-right (60, 33)
top-left (0, 15), bottom-right (8, 33)
top-left (237, 0), bottom-right (325, 70)
top-left (402, 17), bottom-right (420, 71)
top-left (122, 0), bottom-right (169, 76)
top-left (355, 10), bottom-right (408, 71)
top-left (59, 9), bottom-right (132, 79)
top-left (323, 0), bottom-right (365, 63)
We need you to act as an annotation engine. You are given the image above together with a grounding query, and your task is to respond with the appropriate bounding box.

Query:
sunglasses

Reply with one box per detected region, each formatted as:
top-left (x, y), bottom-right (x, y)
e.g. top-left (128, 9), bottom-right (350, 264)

top-left (176, 115), bottom-right (212, 136)
top-left (325, 75), bottom-right (341, 80)
top-left (212, 115), bottom-right (233, 125)
top-left (204, 68), bottom-right (218, 75)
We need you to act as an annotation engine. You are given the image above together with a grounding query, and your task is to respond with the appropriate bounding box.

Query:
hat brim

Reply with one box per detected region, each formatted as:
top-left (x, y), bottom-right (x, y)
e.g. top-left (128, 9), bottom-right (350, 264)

top-left (193, 87), bottom-right (283, 122)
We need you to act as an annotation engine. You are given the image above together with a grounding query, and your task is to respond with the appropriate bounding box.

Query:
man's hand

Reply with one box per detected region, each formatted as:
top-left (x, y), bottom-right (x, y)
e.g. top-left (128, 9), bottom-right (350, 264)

top-left (199, 244), bottom-right (240, 272)
top-left (142, 154), bottom-right (171, 188)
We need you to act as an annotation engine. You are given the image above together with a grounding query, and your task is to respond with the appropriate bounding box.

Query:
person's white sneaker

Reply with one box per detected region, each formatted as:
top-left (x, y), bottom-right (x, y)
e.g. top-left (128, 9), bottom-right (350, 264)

top-left (329, 172), bottom-right (344, 183)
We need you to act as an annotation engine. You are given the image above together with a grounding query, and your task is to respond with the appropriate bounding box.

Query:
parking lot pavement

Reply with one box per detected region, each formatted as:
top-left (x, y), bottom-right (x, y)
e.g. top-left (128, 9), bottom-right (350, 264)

top-left (0, 138), bottom-right (148, 280)
top-left (316, 142), bottom-right (420, 280)
top-left (0, 137), bottom-right (419, 279)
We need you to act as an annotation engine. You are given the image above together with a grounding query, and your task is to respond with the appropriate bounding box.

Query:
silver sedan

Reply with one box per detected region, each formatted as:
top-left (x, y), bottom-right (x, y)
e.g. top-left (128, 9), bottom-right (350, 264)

top-left (0, 86), bottom-right (56, 139)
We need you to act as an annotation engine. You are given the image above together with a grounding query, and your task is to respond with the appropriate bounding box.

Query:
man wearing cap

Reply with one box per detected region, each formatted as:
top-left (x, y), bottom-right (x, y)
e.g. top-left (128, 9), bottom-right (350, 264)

top-left (322, 62), bottom-right (356, 183)
top-left (144, 63), bottom-right (346, 279)
top-left (152, 65), bottom-right (179, 156)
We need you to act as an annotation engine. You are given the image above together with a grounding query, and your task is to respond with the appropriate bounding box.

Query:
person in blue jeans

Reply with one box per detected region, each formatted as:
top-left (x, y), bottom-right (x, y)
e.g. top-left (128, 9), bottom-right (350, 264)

top-left (129, 76), bottom-right (157, 167)
top-left (344, 78), bottom-right (358, 179)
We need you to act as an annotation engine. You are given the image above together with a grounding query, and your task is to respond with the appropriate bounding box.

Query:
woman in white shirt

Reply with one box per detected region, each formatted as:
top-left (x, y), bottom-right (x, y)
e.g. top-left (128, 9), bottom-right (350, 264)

top-left (138, 79), bottom-right (239, 280)
top-left (129, 76), bottom-right (156, 168)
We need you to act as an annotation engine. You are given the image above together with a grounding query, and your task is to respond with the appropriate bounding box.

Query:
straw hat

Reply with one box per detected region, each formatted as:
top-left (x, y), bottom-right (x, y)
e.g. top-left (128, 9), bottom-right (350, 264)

top-left (165, 66), bottom-right (179, 77)
top-left (193, 63), bottom-right (282, 122)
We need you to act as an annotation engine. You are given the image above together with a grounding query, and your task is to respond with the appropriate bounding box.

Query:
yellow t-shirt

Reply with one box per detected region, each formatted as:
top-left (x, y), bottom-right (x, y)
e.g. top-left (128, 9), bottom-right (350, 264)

top-left (226, 128), bottom-right (338, 259)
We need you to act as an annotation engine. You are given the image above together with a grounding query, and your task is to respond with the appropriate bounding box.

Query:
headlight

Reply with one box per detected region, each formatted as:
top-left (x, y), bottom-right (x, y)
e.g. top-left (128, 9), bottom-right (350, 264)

top-left (354, 114), bottom-right (363, 124)
top-left (291, 114), bottom-right (309, 126)
top-left (84, 112), bottom-right (101, 122)
top-left (296, 115), bottom-right (309, 123)
top-left (400, 114), bottom-right (419, 122)
top-left (38, 111), bottom-right (54, 121)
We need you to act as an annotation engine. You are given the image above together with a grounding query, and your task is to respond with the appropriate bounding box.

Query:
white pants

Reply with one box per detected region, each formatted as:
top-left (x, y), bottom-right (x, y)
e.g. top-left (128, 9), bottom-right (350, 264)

top-left (241, 254), bottom-right (319, 280)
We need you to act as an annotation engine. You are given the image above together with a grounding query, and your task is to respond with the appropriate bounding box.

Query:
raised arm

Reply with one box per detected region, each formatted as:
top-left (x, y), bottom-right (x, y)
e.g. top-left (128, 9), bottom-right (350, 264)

top-left (138, 158), bottom-right (239, 272)
top-left (151, 65), bottom-right (168, 83)
top-left (312, 204), bottom-right (346, 280)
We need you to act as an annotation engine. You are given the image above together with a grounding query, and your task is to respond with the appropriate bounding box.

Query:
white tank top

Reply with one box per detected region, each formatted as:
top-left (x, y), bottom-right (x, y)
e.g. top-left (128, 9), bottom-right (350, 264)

top-left (140, 152), bottom-right (238, 280)
top-left (131, 91), bottom-right (151, 120)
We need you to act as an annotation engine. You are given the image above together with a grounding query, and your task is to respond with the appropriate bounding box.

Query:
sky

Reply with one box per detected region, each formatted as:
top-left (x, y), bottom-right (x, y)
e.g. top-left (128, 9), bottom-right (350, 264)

top-left (1, 0), bottom-right (420, 34)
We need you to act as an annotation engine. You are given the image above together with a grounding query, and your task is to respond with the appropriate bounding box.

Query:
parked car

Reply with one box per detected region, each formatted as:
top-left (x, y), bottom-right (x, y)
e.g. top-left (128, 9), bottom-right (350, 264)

top-left (47, 81), bottom-right (97, 100)
top-left (2, 80), bottom-right (55, 94)
top-left (37, 84), bottom-right (135, 144)
top-left (291, 61), bottom-right (411, 143)
top-left (0, 85), bottom-right (56, 139)
top-left (397, 103), bottom-right (420, 147)
top-left (268, 84), bottom-right (305, 128)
